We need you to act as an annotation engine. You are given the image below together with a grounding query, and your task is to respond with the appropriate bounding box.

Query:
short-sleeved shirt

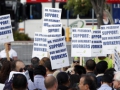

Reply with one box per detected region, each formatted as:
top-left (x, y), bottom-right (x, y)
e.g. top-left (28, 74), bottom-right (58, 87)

top-left (94, 57), bottom-right (113, 69)
top-left (0, 49), bottom-right (17, 59)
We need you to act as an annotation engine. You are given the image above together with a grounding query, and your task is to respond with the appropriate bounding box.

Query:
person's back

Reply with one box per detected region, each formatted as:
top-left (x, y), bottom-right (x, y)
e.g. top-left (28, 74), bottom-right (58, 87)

top-left (12, 74), bottom-right (27, 90)
top-left (28, 65), bottom-right (47, 90)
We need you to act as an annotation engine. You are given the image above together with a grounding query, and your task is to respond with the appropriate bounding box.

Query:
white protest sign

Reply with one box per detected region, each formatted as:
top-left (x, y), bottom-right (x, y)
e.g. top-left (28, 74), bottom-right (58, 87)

top-left (91, 30), bottom-right (106, 57)
top-left (32, 32), bottom-right (48, 59)
top-left (0, 14), bottom-right (14, 43)
top-left (43, 23), bottom-right (62, 33)
top-left (43, 7), bottom-right (62, 24)
top-left (101, 25), bottom-right (120, 54)
top-left (114, 49), bottom-right (120, 71)
top-left (47, 36), bottom-right (69, 69)
top-left (71, 28), bottom-right (92, 57)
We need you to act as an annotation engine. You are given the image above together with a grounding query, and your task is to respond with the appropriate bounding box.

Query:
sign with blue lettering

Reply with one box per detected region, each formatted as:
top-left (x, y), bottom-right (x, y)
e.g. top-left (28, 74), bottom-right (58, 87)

top-left (91, 30), bottom-right (106, 57)
top-left (114, 49), bottom-right (120, 71)
top-left (112, 4), bottom-right (120, 24)
top-left (71, 28), bottom-right (92, 57)
top-left (47, 36), bottom-right (69, 69)
top-left (0, 14), bottom-right (14, 43)
top-left (101, 25), bottom-right (120, 54)
top-left (32, 32), bottom-right (48, 59)
top-left (43, 8), bottom-right (62, 23)
top-left (43, 23), bottom-right (62, 38)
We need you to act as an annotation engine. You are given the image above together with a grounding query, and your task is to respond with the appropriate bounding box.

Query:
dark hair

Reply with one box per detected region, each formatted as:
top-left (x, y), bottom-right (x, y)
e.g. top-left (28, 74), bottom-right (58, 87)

top-left (81, 74), bottom-right (97, 90)
top-left (86, 59), bottom-right (96, 71)
top-left (104, 68), bottom-right (116, 79)
top-left (57, 72), bottom-right (70, 85)
top-left (96, 61), bottom-right (108, 74)
top-left (31, 57), bottom-right (39, 68)
top-left (0, 58), bottom-right (13, 65)
top-left (101, 74), bottom-right (113, 83)
top-left (40, 57), bottom-right (56, 72)
top-left (0, 61), bottom-right (11, 83)
top-left (33, 65), bottom-right (46, 77)
top-left (74, 65), bottom-right (86, 75)
top-left (12, 74), bottom-right (27, 90)
top-left (44, 75), bottom-right (57, 89)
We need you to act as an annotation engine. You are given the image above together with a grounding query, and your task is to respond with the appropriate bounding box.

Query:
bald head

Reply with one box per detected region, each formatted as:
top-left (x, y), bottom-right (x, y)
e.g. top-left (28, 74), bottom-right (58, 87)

top-left (44, 75), bottom-right (58, 90)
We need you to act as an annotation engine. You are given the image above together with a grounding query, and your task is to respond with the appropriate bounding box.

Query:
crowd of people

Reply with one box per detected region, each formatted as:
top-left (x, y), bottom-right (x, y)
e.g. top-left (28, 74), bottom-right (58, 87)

top-left (0, 43), bottom-right (119, 90)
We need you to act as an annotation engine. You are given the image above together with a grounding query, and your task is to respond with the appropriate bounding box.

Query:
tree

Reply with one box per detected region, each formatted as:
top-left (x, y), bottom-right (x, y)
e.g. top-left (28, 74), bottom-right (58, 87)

top-left (64, 0), bottom-right (111, 28)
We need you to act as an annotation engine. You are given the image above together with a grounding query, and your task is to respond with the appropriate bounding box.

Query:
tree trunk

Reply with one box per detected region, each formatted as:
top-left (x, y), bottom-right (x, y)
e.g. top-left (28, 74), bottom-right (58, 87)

top-left (97, 15), bottom-right (103, 28)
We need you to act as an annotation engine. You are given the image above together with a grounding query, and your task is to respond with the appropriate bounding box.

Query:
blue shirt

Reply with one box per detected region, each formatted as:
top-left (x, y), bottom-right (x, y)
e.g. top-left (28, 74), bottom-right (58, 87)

top-left (98, 84), bottom-right (112, 90)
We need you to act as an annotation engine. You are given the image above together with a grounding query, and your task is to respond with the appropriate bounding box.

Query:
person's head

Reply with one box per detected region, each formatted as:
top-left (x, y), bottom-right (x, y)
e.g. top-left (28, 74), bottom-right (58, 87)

top-left (104, 68), bottom-right (116, 79)
top-left (85, 59), bottom-right (96, 72)
top-left (39, 57), bottom-right (56, 73)
top-left (103, 11), bottom-right (108, 19)
top-left (79, 74), bottom-right (96, 90)
top-left (31, 57), bottom-right (39, 68)
top-left (44, 75), bottom-right (58, 90)
top-left (0, 58), bottom-right (13, 65)
top-left (12, 74), bottom-right (27, 90)
top-left (4, 42), bottom-right (11, 50)
top-left (57, 72), bottom-right (70, 87)
top-left (33, 65), bottom-right (46, 77)
top-left (113, 72), bottom-right (120, 89)
top-left (74, 65), bottom-right (86, 75)
top-left (11, 60), bottom-right (25, 72)
top-left (96, 61), bottom-right (108, 74)
top-left (73, 57), bottom-right (80, 66)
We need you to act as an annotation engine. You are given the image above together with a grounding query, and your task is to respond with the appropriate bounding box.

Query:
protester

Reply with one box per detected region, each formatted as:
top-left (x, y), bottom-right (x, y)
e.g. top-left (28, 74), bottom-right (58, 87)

top-left (0, 42), bottom-right (17, 60)
top-left (78, 74), bottom-right (96, 90)
top-left (96, 61), bottom-right (108, 88)
top-left (113, 71), bottom-right (120, 90)
top-left (98, 74), bottom-right (112, 90)
top-left (57, 72), bottom-right (70, 90)
top-left (44, 75), bottom-right (58, 90)
top-left (0, 60), bottom-right (11, 84)
top-left (94, 56), bottom-right (113, 69)
top-left (31, 57), bottom-right (39, 68)
top-left (28, 65), bottom-right (47, 90)
top-left (39, 57), bottom-right (56, 76)
top-left (85, 59), bottom-right (97, 83)
top-left (3, 60), bottom-right (25, 90)
top-left (12, 74), bottom-right (27, 90)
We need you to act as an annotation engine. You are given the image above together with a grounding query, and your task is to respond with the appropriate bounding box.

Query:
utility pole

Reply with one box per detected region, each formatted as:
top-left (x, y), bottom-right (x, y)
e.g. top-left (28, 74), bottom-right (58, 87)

top-left (52, 0), bottom-right (55, 8)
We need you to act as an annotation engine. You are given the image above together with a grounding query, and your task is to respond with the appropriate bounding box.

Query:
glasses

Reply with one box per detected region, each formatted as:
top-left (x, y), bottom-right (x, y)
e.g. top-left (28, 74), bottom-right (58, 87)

top-left (19, 68), bottom-right (26, 72)
top-left (7, 44), bottom-right (11, 45)
top-left (73, 61), bottom-right (79, 63)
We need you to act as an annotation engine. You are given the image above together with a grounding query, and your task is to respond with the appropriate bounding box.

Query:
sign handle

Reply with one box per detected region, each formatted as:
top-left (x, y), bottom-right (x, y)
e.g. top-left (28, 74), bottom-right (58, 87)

top-left (5, 43), bottom-right (10, 61)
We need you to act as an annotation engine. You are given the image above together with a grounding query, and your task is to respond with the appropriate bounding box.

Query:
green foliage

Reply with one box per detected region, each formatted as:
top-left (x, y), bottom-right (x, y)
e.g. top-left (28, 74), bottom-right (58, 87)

top-left (13, 31), bottom-right (31, 41)
top-left (64, 0), bottom-right (92, 16)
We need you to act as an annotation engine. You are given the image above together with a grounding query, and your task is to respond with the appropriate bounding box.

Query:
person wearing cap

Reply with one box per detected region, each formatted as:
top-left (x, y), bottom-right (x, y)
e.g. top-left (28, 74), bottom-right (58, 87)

top-left (94, 56), bottom-right (113, 69)
top-left (0, 42), bottom-right (17, 60)
top-left (66, 57), bottom-right (80, 74)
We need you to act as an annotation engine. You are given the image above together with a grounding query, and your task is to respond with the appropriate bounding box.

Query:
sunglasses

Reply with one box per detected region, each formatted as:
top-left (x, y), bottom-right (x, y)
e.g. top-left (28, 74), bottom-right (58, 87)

top-left (19, 68), bottom-right (26, 72)
top-left (7, 44), bottom-right (11, 45)
top-left (73, 61), bottom-right (79, 63)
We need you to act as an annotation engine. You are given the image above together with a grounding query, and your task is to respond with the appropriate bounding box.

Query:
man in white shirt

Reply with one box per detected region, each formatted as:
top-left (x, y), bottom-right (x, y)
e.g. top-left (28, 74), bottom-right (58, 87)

top-left (0, 42), bottom-right (17, 60)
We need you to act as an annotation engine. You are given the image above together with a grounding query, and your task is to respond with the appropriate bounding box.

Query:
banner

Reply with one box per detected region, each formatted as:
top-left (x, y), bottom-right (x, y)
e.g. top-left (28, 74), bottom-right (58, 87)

top-left (114, 49), bottom-right (120, 71)
top-left (101, 25), bottom-right (120, 54)
top-left (91, 30), bottom-right (106, 56)
top-left (47, 36), bottom-right (69, 69)
top-left (32, 32), bottom-right (48, 59)
top-left (0, 14), bottom-right (14, 43)
top-left (71, 28), bottom-right (92, 57)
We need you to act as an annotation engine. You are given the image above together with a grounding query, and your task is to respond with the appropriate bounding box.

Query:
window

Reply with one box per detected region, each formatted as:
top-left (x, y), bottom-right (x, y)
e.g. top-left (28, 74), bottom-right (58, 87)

top-left (26, 3), bottom-right (42, 19)
top-left (59, 3), bottom-right (77, 19)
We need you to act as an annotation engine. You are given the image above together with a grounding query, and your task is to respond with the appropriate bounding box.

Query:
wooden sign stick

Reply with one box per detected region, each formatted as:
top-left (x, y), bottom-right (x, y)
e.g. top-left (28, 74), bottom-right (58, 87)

top-left (5, 43), bottom-right (10, 61)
